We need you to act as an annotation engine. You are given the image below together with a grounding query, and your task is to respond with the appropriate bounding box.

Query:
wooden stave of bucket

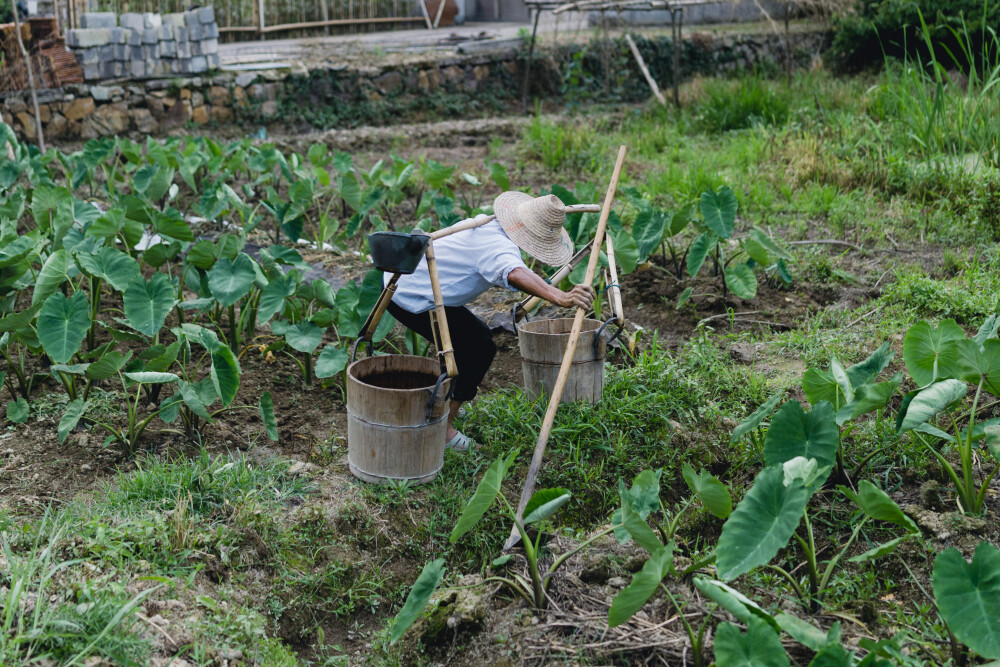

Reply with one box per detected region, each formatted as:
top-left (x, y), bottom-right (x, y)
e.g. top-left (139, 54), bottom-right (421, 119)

top-left (347, 355), bottom-right (451, 485)
top-left (517, 318), bottom-right (606, 404)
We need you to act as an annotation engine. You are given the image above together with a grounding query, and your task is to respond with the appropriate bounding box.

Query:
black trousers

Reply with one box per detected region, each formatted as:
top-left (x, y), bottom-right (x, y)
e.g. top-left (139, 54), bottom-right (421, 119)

top-left (388, 302), bottom-right (497, 402)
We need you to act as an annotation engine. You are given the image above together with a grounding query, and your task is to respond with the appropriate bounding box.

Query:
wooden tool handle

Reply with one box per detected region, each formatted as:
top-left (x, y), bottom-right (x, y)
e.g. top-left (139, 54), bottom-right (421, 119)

top-left (359, 273), bottom-right (400, 342)
top-left (424, 239), bottom-right (458, 378)
top-left (505, 145), bottom-right (628, 550)
top-left (604, 232), bottom-right (625, 325)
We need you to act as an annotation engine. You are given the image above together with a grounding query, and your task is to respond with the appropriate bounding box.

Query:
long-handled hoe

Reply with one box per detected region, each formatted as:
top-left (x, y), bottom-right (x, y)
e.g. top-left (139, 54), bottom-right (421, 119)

top-left (504, 145), bottom-right (628, 550)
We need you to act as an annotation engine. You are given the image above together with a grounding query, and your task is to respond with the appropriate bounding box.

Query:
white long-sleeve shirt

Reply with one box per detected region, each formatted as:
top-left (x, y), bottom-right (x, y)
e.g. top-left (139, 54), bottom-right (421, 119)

top-left (387, 216), bottom-right (528, 314)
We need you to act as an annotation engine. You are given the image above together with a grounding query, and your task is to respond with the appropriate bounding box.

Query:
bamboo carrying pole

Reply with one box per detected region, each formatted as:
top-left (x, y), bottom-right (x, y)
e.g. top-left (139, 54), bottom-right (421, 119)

top-left (424, 239), bottom-right (459, 378)
top-left (504, 145), bottom-right (628, 551)
top-left (624, 34), bottom-right (666, 107)
top-left (11, 0), bottom-right (46, 153)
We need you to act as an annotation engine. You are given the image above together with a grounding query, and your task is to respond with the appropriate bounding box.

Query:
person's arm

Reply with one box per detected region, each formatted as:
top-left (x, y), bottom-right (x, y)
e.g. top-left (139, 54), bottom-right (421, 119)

top-left (507, 267), bottom-right (595, 310)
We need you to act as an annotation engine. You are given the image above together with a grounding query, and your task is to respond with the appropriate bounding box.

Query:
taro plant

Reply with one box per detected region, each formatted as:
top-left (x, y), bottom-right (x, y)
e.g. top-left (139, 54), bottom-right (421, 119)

top-left (682, 185), bottom-right (792, 305)
top-left (714, 435), bottom-right (919, 614)
top-left (895, 314), bottom-right (1000, 514)
top-left (390, 450), bottom-right (627, 643)
top-left (933, 541), bottom-right (1000, 663)
top-left (604, 465), bottom-right (733, 667)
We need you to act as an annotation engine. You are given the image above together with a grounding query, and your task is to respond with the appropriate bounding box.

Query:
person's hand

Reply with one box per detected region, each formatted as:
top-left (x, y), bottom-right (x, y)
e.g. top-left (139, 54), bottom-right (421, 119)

top-left (559, 284), bottom-right (596, 310)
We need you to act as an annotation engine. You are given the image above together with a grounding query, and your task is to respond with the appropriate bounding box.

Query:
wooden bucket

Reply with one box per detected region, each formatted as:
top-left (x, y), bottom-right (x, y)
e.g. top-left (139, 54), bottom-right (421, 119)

top-left (518, 318), bottom-right (606, 404)
top-left (347, 355), bottom-right (451, 485)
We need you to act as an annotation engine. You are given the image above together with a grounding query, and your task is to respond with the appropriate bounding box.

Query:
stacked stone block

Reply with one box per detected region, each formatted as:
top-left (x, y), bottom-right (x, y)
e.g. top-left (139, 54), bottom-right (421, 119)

top-left (66, 9), bottom-right (220, 82)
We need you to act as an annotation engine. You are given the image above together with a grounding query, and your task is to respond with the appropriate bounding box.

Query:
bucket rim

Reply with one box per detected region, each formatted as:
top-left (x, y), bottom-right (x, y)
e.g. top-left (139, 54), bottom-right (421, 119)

top-left (347, 354), bottom-right (447, 394)
top-left (517, 317), bottom-right (602, 336)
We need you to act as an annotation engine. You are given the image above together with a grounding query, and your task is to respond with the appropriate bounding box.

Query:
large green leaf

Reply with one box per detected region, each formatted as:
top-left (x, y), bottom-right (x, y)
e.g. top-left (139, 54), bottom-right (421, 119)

top-left (897, 379), bottom-right (968, 433)
top-left (151, 208), bottom-right (193, 242)
top-left (840, 480), bottom-right (919, 533)
top-left (700, 185), bottom-right (738, 240)
top-left (956, 339), bottom-right (1000, 395)
top-left (6, 398), bottom-right (29, 424)
top-left (802, 368), bottom-right (848, 409)
top-left (210, 345), bottom-right (241, 407)
top-left (257, 274), bottom-right (293, 325)
top-left (836, 373), bottom-right (902, 425)
top-left (725, 263), bottom-right (758, 300)
top-left (903, 319), bottom-right (964, 387)
top-left (75, 246), bottom-right (141, 292)
top-left (682, 463), bottom-right (732, 518)
top-left (610, 230), bottom-right (639, 275)
top-left (808, 644), bottom-right (855, 666)
top-left (58, 398), bottom-right (87, 444)
top-left (846, 342), bottom-right (894, 388)
top-left (687, 232), bottom-right (716, 277)
top-left (32, 249), bottom-right (72, 306)
top-left (282, 321), bottom-right (324, 354)
top-left (207, 253), bottom-right (257, 308)
top-left (693, 577), bottom-right (779, 630)
top-left (608, 543), bottom-right (674, 627)
top-left (0, 236), bottom-right (37, 269)
top-left (85, 350), bottom-right (132, 381)
top-left (848, 536), bottom-right (911, 564)
top-left (619, 490), bottom-right (664, 555)
top-left (0, 303), bottom-right (43, 334)
top-left (315, 345), bottom-right (349, 379)
top-left (390, 558), bottom-right (446, 644)
top-left (37, 291), bottom-right (91, 364)
top-left (259, 392), bottom-right (278, 441)
top-left (124, 371), bottom-right (179, 384)
top-left (716, 465), bottom-right (811, 581)
top-left (714, 617), bottom-right (790, 667)
top-left (730, 390), bottom-right (786, 445)
top-left (776, 614), bottom-right (841, 652)
top-left (612, 469), bottom-right (662, 544)
top-left (123, 273), bottom-right (175, 338)
top-left (523, 488), bottom-right (572, 525)
top-left (631, 210), bottom-right (666, 263)
top-left (974, 313), bottom-right (1000, 346)
top-left (177, 379), bottom-right (212, 420)
top-left (933, 543), bottom-right (1000, 659)
top-left (763, 401), bottom-right (839, 470)
top-left (449, 450), bottom-right (517, 544)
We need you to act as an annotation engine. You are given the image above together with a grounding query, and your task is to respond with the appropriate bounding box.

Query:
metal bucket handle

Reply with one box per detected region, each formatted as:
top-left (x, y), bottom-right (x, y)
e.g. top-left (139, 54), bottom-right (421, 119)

top-left (594, 316), bottom-right (626, 357)
top-left (350, 337), bottom-right (373, 363)
top-left (425, 371), bottom-right (453, 423)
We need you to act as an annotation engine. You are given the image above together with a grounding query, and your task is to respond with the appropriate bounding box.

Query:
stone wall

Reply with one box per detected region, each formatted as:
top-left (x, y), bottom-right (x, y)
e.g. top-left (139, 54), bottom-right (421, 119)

top-left (66, 10), bottom-right (220, 81)
top-left (0, 28), bottom-right (828, 142)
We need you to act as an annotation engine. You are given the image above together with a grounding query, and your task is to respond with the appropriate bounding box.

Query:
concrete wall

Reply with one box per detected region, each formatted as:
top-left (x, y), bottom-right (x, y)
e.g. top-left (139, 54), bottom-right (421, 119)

top-left (1, 28), bottom-right (828, 142)
top-left (65, 10), bottom-right (220, 81)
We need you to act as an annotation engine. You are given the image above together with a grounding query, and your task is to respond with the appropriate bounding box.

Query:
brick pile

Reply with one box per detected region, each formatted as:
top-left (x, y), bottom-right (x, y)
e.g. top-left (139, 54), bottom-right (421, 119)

top-left (65, 9), bottom-right (220, 81)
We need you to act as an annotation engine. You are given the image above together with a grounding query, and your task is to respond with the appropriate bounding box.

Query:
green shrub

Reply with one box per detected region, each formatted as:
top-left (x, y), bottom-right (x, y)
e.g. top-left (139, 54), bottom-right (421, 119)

top-left (829, 0), bottom-right (1000, 72)
top-left (697, 75), bottom-right (790, 133)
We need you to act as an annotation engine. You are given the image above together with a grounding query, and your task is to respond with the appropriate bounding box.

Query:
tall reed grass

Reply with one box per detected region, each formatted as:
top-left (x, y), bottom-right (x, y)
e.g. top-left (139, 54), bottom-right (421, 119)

top-left (871, 7), bottom-right (1000, 169)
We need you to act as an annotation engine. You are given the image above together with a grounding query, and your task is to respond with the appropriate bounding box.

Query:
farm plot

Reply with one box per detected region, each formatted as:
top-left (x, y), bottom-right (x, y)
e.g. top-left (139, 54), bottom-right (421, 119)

top-left (1, 61), bottom-right (1000, 666)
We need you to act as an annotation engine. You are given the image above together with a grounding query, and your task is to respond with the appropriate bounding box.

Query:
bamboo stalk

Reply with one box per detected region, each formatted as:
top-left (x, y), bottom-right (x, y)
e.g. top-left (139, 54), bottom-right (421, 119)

top-left (625, 33), bottom-right (666, 106)
top-left (11, 0), bottom-right (46, 153)
top-left (504, 145), bottom-right (628, 551)
top-left (604, 230), bottom-right (625, 324)
top-left (424, 240), bottom-right (458, 378)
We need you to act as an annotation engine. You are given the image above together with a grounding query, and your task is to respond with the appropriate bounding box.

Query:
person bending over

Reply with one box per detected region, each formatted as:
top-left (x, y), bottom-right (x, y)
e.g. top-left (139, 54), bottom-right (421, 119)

top-left (387, 192), bottom-right (595, 451)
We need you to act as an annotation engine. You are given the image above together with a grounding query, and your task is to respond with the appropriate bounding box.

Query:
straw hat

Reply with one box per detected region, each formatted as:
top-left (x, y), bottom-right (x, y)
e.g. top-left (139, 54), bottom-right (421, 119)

top-left (493, 192), bottom-right (573, 266)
